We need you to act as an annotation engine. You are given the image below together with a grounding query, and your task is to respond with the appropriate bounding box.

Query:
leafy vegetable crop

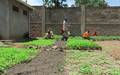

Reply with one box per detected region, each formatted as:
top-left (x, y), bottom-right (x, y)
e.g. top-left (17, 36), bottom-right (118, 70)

top-left (66, 39), bottom-right (100, 48)
top-left (22, 39), bottom-right (56, 46)
top-left (0, 47), bottom-right (38, 74)
top-left (69, 36), bottom-right (83, 40)
top-left (90, 36), bottom-right (120, 39)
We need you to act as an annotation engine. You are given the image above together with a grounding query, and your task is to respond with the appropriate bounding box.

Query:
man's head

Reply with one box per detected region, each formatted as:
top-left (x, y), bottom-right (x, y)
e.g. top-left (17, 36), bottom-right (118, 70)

top-left (95, 32), bottom-right (96, 34)
top-left (64, 17), bottom-right (67, 22)
top-left (48, 30), bottom-right (50, 34)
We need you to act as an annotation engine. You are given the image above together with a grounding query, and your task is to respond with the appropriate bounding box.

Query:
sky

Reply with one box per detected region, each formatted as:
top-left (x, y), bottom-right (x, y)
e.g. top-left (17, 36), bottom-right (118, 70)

top-left (22, 0), bottom-right (120, 7)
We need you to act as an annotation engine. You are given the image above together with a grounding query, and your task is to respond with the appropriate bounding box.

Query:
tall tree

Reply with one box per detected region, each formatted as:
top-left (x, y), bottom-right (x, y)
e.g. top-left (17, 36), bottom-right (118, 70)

top-left (71, 0), bottom-right (109, 7)
top-left (42, 0), bottom-right (68, 8)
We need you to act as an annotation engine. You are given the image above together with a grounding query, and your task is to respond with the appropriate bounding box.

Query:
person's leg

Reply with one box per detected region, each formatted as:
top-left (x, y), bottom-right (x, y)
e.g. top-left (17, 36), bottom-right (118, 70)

top-left (62, 35), bottom-right (66, 41)
top-left (66, 37), bottom-right (68, 41)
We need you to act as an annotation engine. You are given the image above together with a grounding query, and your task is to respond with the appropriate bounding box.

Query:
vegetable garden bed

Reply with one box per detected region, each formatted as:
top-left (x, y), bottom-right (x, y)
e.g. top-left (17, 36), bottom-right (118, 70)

top-left (65, 39), bottom-right (102, 50)
top-left (0, 47), bottom-right (38, 74)
top-left (90, 36), bottom-right (120, 41)
top-left (22, 39), bottom-right (56, 46)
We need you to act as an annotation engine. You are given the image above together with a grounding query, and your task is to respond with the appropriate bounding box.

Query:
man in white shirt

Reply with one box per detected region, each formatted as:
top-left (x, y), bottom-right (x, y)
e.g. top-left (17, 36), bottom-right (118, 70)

top-left (62, 17), bottom-right (71, 41)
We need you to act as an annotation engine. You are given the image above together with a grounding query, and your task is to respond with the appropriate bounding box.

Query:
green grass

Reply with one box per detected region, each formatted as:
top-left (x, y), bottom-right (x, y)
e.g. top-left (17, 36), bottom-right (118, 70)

top-left (0, 47), bottom-right (38, 74)
top-left (22, 39), bottom-right (56, 46)
top-left (90, 36), bottom-right (120, 39)
top-left (66, 39), bottom-right (100, 48)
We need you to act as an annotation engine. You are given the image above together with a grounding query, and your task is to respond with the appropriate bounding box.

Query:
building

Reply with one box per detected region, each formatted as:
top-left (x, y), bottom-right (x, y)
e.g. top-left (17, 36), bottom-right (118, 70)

top-left (0, 0), bottom-right (36, 40)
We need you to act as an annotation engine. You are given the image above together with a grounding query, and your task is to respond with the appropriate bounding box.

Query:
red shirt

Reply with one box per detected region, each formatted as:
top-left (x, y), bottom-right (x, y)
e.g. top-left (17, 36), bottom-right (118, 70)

top-left (91, 33), bottom-right (98, 36)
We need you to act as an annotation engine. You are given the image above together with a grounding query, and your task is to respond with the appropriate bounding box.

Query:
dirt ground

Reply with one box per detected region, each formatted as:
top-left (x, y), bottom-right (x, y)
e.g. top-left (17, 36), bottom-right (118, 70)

top-left (95, 41), bottom-right (120, 60)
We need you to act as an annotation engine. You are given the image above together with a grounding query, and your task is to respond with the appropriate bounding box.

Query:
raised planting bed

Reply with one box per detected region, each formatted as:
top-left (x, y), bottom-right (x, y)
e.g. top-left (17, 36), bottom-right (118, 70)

top-left (90, 36), bottom-right (120, 41)
top-left (0, 47), bottom-right (38, 74)
top-left (22, 39), bottom-right (56, 46)
top-left (65, 39), bottom-right (102, 50)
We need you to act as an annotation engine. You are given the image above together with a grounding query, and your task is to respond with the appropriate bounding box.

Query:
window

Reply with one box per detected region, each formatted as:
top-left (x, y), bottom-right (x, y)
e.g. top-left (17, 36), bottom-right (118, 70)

top-left (23, 10), bottom-right (28, 16)
top-left (13, 5), bottom-right (19, 12)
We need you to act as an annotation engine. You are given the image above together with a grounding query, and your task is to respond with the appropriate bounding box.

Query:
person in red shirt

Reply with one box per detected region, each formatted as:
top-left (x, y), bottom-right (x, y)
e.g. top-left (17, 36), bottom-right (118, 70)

top-left (91, 32), bottom-right (98, 36)
top-left (83, 31), bottom-right (90, 40)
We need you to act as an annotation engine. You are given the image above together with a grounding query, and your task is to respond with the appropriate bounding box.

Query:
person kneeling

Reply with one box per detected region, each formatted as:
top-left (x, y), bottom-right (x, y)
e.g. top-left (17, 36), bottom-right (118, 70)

top-left (83, 31), bottom-right (90, 40)
top-left (91, 32), bottom-right (98, 36)
top-left (45, 30), bottom-right (54, 39)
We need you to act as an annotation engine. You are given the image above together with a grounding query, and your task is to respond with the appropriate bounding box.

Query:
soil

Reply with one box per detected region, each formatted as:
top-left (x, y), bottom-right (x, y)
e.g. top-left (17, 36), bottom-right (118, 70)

top-left (95, 41), bottom-right (120, 60)
top-left (3, 51), bottom-right (66, 75)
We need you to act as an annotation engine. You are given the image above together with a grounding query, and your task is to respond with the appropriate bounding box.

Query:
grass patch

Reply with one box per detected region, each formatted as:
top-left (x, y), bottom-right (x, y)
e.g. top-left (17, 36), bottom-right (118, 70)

top-left (22, 39), bottom-right (56, 46)
top-left (66, 39), bottom-right (100, 48)
top-left (90, 36), bottom-right (120, 39)
top-left (0, 47), bottom-right (38, 74)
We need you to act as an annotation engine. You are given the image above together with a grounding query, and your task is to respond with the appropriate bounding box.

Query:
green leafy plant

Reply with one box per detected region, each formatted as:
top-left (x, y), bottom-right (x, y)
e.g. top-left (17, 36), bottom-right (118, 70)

top-left (90, 36), bottom-right (120, 40)
top-left (22, 39), bottom-right (56, 46)
top-left (78, 62), bottom-right (94, 74)
top-left (0, 47), bottom-right (38, 74)
top-left (71, 64), bottom-right (77, 69)
top-left (66, 39), bottom-right (100, 48)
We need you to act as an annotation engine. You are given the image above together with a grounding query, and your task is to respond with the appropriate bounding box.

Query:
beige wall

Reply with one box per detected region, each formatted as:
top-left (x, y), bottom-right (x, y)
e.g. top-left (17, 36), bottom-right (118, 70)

top-left (0, 0), bottom-right (9, 39)
top-left (9, 0), bottom-right (29, 39)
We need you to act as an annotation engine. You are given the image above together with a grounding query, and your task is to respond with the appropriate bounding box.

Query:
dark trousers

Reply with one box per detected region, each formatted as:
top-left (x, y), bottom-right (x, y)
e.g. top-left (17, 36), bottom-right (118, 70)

top-left (84, 36), bottom-right (90, 40)
top-left (62, 35), bottom-right (68, 41)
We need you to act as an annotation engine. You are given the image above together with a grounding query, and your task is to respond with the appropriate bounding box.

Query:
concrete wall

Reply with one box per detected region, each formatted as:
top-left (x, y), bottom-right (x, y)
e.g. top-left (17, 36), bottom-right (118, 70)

top-left (86, 7), bottom-right (120, 36)
top-left (45, 7), bottom-right (81, 36)
top-left (30, 6), bottom-right (120, 37)
top-left (0, 0), bottom-right (9, 39)
top-left (30, 6), bottom-right (42, 37)
top-left (9, 0), bottom-right (29, 39)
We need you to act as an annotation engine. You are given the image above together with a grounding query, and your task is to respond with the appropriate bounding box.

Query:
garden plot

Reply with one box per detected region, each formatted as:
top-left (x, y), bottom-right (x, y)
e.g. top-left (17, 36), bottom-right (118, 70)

top-left (63, 50), bottom-right (120, 75)
top-left (90, 36), bottom-right (120, 41)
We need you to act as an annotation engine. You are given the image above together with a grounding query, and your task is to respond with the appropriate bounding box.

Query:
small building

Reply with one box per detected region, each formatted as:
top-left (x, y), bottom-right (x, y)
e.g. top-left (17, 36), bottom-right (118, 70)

top-left (0, 0), bottom-right (36, 40)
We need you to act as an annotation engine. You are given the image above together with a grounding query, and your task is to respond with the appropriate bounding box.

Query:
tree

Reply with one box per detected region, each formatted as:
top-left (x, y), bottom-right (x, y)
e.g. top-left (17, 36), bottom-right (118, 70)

top-left (42, 0), bottom-right (68, 8)
top-left (71, 0), bottom-right (109, 7)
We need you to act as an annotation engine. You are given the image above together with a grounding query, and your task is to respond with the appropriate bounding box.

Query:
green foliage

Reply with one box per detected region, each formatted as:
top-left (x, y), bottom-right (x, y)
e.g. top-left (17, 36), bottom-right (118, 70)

top-left (66, 39), bottom-right (100, 48)
top-left (68, 51), bottom-right (96, 59)
top-left (42, 0), bottom-right (68, 8)
top-left (78, 62), bottom-right (94, 74)
top-left (95, 69), bottom-right (103, 74)
top-left (71, 64), bottom-right (77, 69)
top-left (69, 36), bottom-right (83, 40)
top-left (0, 47), bottom-right (38, 74)
top-left (108, 68), bottom-right (120, 75)
top-left (72, 0), bottom-right (109, 7)
top-left (99, 54), bottom-right (106, 60)
top-left (43, 34), bottom-right (63, 39)
top-left (90, 36), bottom-right (120, 39)
top-left (22, 39), bottom-right (56, 46)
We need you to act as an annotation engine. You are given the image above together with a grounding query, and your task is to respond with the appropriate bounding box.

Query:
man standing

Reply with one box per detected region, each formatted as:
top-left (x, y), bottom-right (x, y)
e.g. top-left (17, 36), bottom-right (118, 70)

top-left (61, 17), bottom-right (71, 41)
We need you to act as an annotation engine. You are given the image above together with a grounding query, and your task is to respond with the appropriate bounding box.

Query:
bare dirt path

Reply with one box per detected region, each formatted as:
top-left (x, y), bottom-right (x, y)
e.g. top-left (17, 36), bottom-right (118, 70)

top-left (95, 41), bottom-right (120, 60)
